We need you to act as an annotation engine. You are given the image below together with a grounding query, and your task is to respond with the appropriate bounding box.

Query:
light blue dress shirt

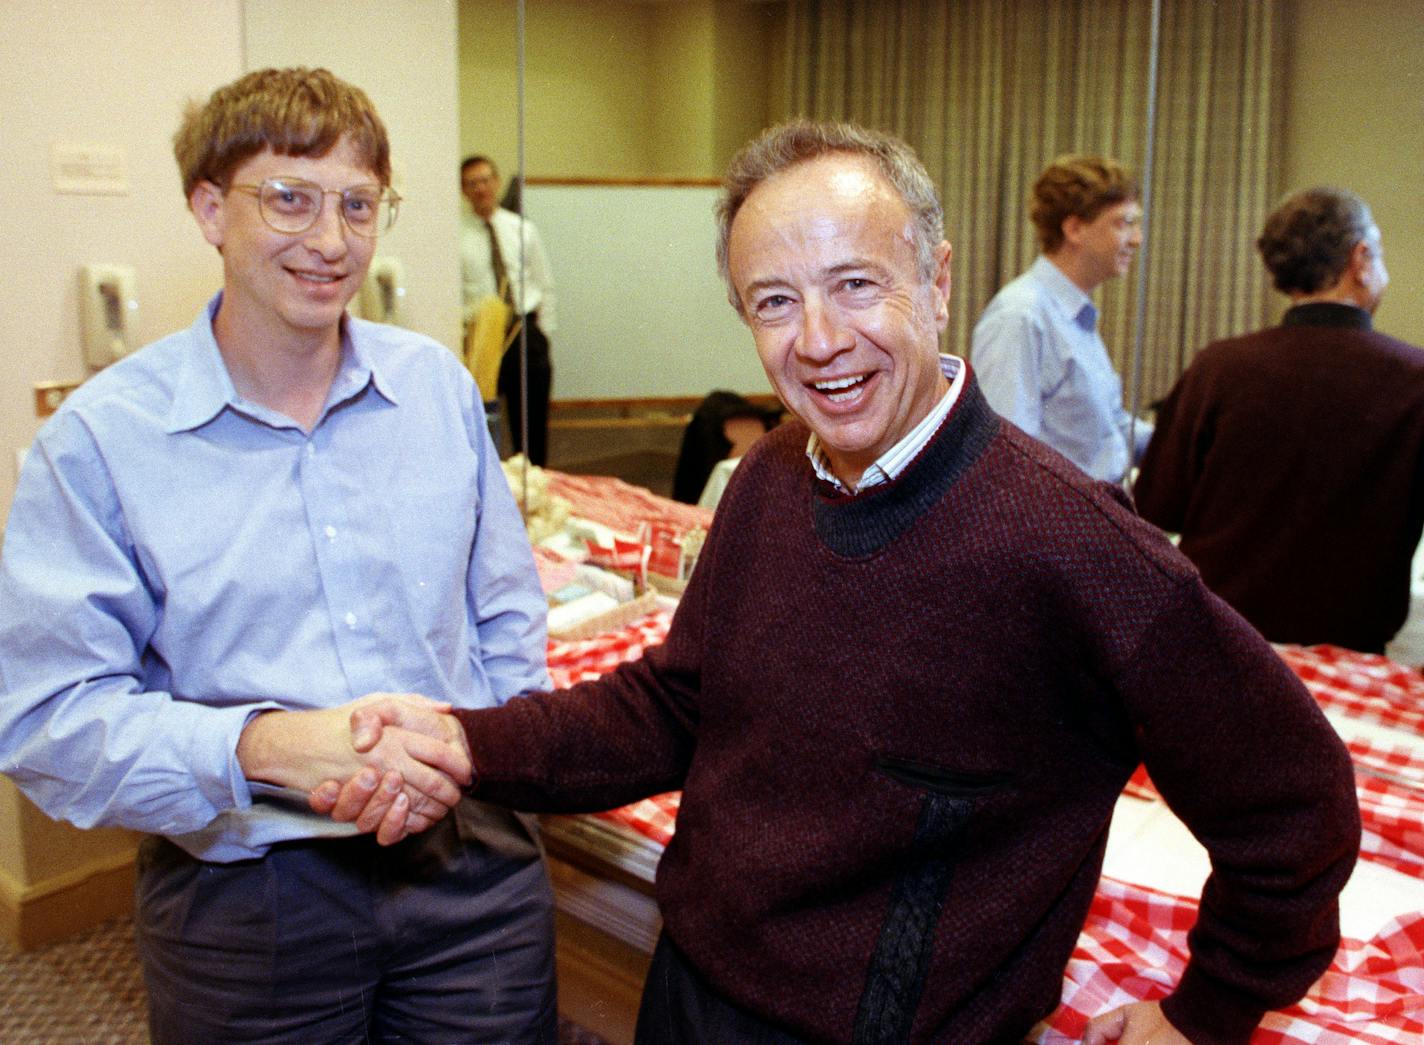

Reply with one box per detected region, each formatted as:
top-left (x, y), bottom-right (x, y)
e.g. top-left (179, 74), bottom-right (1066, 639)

top-left (971, 255), bottom-right (1151, 483)
top-left (0, 295), bottom-right (548, 861)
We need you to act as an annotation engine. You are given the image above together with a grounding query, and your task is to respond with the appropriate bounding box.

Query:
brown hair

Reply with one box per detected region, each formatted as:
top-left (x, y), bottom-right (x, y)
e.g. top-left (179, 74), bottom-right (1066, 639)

top-left (1030, 155), bottom-right (1137, 253)
top-left (715, 120), bottom-right (943, 315)
top-left (173, 67), bottom-right (391, 198)
top-left (1257, 188), bottom-right (1373, 295)
top-left (461, 155), bottom-right (499, 179)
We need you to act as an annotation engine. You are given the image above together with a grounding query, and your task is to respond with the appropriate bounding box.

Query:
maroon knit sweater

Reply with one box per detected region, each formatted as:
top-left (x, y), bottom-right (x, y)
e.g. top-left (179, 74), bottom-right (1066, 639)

top-left (457, 377), bottom-right (1359, 1044)
top-left (1134, 303), bottom-right (1424, 653)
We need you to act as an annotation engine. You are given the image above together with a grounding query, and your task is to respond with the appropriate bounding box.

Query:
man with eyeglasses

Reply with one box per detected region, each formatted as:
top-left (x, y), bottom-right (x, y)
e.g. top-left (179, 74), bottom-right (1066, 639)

top-left (0, 67), bottom-right (556, 1042)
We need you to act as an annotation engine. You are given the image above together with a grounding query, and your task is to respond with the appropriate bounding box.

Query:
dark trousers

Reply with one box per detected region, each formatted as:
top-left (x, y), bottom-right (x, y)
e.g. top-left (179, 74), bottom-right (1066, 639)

top-left (635, 935), bottom-right (1031, 1044)
top-left (498, 314), bottom-right (552, 466)
top-left (136, 801), bottom-right (556, 1044)
top-left (635, 933), bottom-right (810, 1045)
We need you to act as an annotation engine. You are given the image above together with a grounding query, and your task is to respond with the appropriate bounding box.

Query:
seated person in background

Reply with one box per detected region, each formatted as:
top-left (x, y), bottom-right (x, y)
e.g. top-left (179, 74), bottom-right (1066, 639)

top-left (972, 155), bottom-right (1151, 483)
top-left (321, 121), bottom-right (1359, 1045)
top-left (1135, 187), bottom-right (1424, 654)
top-left (0, 67), bottom-right (554, 1043)
top-left (670, 389), bottom-right (781, 504)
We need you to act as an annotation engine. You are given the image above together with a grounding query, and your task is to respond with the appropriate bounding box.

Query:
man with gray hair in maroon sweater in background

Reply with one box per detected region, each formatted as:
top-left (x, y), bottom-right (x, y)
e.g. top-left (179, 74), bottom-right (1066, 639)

top-left (1135, 187), bottom-right (1424, 656)
top-left (315, 123), bottom-right (1359, 1045)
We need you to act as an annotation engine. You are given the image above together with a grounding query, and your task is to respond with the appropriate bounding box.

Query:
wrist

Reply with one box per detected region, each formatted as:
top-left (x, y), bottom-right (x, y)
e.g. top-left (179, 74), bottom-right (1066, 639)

top-left (235, 709), bottom-right (295, 787)
top-left (1161, 966), bottom-right (1263, 1044)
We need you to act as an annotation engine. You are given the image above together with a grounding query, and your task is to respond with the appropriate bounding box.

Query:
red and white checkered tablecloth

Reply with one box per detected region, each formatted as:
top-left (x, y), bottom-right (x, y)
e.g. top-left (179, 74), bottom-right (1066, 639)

top-left (545, 610), bottom-right (673, 689)
top-left (1350, 737), bottom-right (1424, 792)
top-left (1356, 769), bottom-right (1424, 879)
top-left (544, 613), bottom-right (681, 843)
top-left (1277, 644), bottom-right (1424, 738)
top-left (544, 470), bottom-right (714, 537)
top-left (594, 791), bottom-right (681, 847)
top-left (1122, 736), bottom-right (1424, 880)
top-left (1032, 877), bottom-right (1424, 1044)
top-left (531, 543), bottom-right (580, 596)
top-left (544, 470), bottom-right (713, 580)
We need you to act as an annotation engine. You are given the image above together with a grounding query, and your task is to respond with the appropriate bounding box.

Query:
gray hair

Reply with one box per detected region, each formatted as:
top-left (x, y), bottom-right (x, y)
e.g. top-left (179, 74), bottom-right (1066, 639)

top-left (714, 120), bottom-right (944, 315)
top-left (1257, 188), bottom-right (1374, 295)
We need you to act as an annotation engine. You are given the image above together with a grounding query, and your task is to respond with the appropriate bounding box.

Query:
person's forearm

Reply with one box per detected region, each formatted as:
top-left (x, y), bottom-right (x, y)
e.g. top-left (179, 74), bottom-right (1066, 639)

top-left (0, 645), bottom-right (294, 836)
top-left (238, 698), bottom-right (470, 802)
top-left (236, 709), bottom-right (327, 789)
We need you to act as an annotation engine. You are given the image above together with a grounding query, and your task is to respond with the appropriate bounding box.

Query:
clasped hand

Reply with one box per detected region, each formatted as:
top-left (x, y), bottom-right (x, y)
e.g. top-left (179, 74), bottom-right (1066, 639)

top-left (296, 694), bottom-right (470, 844)
top-left (238, 692), bottom-right (471, 845)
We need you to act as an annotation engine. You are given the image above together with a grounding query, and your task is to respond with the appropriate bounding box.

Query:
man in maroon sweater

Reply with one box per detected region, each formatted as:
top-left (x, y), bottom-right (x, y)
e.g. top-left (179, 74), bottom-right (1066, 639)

top-left (315, 125), bottom-right (1360, 1044)
top-left (1135, 187), bottom-right (1424, 654)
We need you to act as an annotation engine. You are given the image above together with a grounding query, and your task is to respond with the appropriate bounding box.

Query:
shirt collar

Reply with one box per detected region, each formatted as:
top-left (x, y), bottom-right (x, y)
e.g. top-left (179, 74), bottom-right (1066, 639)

top-left (166, 292), bottom-right (395, 434)
top-left (807, 354), bottom-right (965, 494)
top-left (1033, 255), bottom-right (1097, 331)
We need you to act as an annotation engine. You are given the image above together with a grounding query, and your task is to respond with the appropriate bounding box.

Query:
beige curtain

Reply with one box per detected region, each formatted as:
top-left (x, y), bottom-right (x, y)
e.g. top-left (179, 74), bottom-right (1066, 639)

top-left (782, 0), bottom-right (1285, 409)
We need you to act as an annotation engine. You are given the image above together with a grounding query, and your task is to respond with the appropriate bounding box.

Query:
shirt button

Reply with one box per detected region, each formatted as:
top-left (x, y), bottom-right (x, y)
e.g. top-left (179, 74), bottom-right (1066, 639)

top-left (345, 612), bottom-right (358, 629)
top-left (324, 525), bottom-right (337, 540)
top-left (306, 443), bottom-right (315, 457)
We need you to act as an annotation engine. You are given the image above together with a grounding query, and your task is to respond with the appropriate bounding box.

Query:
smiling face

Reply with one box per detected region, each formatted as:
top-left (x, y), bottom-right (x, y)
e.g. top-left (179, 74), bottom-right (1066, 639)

top-left (1066, 198), bottom-right (1142, 290)
top-left (727, 154), bottom-right (952, 488)
top-left (190, 137), bottom-right (377, 353)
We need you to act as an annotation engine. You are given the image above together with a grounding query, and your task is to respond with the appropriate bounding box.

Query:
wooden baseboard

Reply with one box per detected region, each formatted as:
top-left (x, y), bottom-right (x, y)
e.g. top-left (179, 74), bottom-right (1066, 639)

top-left (0, 852), bottom-right (136, 951)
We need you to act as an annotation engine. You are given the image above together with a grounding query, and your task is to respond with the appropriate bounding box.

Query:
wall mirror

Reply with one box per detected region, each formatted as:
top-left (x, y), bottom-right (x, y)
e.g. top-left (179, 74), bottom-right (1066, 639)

top-left (451, 0), bottom-right (1310, 508)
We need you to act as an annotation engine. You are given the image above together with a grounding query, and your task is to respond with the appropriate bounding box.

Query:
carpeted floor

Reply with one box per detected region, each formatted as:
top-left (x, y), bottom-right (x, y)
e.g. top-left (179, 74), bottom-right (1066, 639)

top-left (0, 917), bottom-right (146, 1043)
top-left (0, 916), bottom-right (611, 1044)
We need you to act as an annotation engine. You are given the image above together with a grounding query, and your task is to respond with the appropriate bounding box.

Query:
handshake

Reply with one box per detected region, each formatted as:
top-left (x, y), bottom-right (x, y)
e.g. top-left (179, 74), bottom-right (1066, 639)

top-left (238, 693), bottom-right (471, 846)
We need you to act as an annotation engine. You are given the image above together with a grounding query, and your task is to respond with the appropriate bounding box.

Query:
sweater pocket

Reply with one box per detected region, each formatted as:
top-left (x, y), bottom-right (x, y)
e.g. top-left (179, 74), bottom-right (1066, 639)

top-left (874, 755), bottom-right (1011, 797)
top-left (854, 757), bottom-right (1008, 1044)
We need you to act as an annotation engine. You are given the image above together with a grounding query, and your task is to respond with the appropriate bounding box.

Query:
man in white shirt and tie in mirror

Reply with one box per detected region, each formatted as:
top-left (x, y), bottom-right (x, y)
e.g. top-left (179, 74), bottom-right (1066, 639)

top-left (461, 154), bottom-right (559, 465)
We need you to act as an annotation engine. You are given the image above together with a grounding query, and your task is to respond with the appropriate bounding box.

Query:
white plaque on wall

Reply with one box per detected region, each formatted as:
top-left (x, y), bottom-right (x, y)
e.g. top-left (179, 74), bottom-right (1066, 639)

top-left (52, 143), bottom-right (129, 195)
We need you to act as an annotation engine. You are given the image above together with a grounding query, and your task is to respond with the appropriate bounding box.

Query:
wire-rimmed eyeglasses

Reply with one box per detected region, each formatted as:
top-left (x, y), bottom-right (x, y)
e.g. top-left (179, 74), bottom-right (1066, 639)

top-left (229, 177), bottom-right (401, 239)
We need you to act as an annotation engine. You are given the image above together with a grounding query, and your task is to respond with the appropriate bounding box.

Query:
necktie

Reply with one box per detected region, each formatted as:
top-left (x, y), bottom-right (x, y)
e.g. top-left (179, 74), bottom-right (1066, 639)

top-left (486, 218), bottom-right (512, 307)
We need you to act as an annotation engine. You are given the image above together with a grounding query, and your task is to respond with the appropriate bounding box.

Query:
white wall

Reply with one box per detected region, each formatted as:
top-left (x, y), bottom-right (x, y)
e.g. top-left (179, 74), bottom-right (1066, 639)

top-left (0, 1), bottom-right (244, 528)
top-left (1280, 0), bottom-right (1424, 346)
top-left (526, 185), bottom-right (771, 399)
top-left (0, 0), bottom-right (247, 894)
top-left (0, 1), bottom-right (463, 530)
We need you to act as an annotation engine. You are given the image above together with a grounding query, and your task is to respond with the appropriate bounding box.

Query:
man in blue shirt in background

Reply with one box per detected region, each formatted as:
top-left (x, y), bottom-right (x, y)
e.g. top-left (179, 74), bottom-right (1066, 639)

top-left (972, 155), bottom-right (1151, 483)
top-left (0, 67), bottom-right (556, 1043)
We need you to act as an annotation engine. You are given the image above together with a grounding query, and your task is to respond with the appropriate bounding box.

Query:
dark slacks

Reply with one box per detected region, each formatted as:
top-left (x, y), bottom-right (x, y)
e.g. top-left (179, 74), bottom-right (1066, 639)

top-left (634, 933), bottom-right (811, 1045)
top-left (136, 800), bottom-right (556, 1044)
top-left (498, 314), bottom-right (552, 467)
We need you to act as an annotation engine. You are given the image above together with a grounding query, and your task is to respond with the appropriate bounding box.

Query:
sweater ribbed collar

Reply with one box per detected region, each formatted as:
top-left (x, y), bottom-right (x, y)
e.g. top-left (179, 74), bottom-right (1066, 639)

top-left (812, 372), bottom-right (1000, 558)
top-left (1283, 301), bottom-right (1372, 330)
